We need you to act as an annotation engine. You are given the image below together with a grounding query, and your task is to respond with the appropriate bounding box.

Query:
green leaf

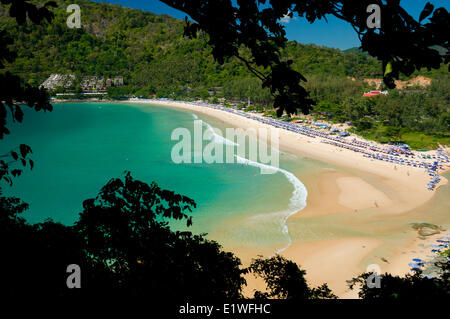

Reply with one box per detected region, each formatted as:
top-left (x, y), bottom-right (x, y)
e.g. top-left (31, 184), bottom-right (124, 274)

top-left (11, 169), bottom-right (22, 177)
top-left (419, 2), bottom-right (434, 22)
top-left (14, 105), bottom-right (24, 122)
top-left (19, 144), bottom-right (32, 158)
top-left (11, 151), bottom-right (18, 160)
top-left (384, 61), bottom-right (393, 77)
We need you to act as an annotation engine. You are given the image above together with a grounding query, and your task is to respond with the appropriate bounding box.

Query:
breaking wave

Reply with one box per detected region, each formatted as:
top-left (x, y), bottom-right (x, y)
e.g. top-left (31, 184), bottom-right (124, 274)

top-left (235, 155), bottom-right (308, 253)
top-left (202, 120), bottom-right (239, 146)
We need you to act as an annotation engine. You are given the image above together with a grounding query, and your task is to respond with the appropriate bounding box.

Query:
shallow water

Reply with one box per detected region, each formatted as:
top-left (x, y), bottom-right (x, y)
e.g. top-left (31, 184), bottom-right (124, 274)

top-left (1, 102), bottom-right (325, 253)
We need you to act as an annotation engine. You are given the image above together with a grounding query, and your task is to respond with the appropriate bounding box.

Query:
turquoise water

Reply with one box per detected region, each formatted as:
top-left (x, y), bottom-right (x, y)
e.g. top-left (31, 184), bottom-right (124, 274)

top-left (1, 102), bottom-right (311, 251)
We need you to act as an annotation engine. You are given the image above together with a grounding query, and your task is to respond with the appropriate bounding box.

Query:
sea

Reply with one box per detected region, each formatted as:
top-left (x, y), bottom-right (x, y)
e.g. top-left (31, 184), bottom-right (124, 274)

top-left (0, 102), bottom-right (328, 255)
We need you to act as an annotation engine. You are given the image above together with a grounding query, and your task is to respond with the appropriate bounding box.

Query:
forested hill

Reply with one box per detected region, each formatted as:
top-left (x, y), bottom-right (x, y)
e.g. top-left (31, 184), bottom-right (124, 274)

top-left (0, 0), bottom-right (445, 92)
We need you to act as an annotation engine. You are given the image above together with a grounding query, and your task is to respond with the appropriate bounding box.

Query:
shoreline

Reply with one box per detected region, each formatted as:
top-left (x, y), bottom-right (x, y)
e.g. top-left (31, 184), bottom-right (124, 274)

top-left (72, 99), bottom-right (450, 297)
top-left (126, 99), bottom-right (448, 200)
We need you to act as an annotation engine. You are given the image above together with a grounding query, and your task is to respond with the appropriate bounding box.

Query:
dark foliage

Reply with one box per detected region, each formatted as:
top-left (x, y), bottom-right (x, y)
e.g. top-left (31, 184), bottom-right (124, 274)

top-left (0, 194), bottom-right (91, 297)
top-left (163, 0), bottom-right (449, 115)
top-left (1, 0), bottom-right (392, 101)
top-left (249, 255), bottom-right (337, 299)
top-left (1, 0), bottom-right (55, 184)
top-left (307, 75), bottom-right (449, 149)
top-left (0, 173), bottom-right (246, 299)
top-left (0, 0), bottom-right (449, 301)
top-left (348, 265), bottom-right (450, 300)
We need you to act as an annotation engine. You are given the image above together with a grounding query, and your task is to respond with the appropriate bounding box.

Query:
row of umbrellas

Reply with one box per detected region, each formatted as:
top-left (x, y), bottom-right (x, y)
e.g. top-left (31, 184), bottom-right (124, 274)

top-left (409, 235), bottom-right (450, 273)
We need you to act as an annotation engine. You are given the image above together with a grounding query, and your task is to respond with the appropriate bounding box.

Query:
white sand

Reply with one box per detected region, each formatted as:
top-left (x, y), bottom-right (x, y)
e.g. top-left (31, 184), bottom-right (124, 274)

top-left (336, 177), bottom-right (393, 210)
top-left (126, 99), bottom-right (450, 298)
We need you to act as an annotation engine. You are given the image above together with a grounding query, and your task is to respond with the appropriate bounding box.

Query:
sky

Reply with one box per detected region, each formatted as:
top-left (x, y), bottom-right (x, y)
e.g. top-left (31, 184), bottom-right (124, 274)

top-left (98, 0), bottom-right (449, 50)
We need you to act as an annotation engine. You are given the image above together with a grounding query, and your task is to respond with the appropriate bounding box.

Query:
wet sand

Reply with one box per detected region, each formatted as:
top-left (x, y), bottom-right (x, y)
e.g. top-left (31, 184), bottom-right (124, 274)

top-left (128, 100), bottom-right (450, 298)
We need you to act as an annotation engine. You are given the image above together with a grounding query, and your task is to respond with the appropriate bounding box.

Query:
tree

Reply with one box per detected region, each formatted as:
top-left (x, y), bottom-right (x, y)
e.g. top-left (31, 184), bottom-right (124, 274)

top-left (1, 0), bottom-right (449, 300)
top-left (75, 173), bottom-right (246, 298)
top-left (314, 100), bottom-right (343, 119)
top-left (1, 0), bottom-right (56, 185)
top-left (348, 261), bottom-right (450, 300)
top-left (353, 120), bottom-right (373, 132)
top-left (249, 255), bottom-right (337, 299)
top-left (378, 95), bottom-right (405, 127)
top-left (343, 96), bottom-right (370, 121)
top-left (385, 126), bottom-right (402, 141)
top-left (162, 0), bottom-right (449, 116)
top-left (0, 172), bottom-right (247, 298)
top-left (0, 193), bottom-right (94, 297)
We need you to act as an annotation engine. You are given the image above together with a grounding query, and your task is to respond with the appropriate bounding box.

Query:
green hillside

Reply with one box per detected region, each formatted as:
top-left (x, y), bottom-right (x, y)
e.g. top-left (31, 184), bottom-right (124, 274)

top-left (1, 0), bottom-right (448, 148)
top-left (2, 0), bottom-right (447, 94)
top-left (1, 0), bottom-right (385, 90)
top-left (3, 0), bottom-right (447, 97)
top-left (344, 46), bottom-right (448, 79)
top-left (344, 47), bottom-right (363, 53)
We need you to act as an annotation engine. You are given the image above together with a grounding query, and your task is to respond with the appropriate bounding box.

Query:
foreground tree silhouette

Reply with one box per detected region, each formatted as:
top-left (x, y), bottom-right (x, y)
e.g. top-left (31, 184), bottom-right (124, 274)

top-left (0, 194), bottom-right (95, 296)
top-left (3, 172), bottom-right (450, 300)
top-left (162, 0), bottom-right (449, 116)
top-left (1, 0), bottom-right (56, 184)
top-left (75, 172), bottom-right (246, 298)
top-left (0, 173), bottom-right (246, 298)
top-left (1, 1), bottom-right (449, 301)
top-left (348, 261), bottom-right (450, 300)
top-left (249, 255), bottom-right (337, 299)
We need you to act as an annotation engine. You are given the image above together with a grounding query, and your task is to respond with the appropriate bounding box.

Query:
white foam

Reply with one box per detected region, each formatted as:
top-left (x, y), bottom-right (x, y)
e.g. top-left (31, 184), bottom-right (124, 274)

top-left (199, 118), bottom-right (307, 253)
top-left (191, 113), bottom-right (198, 120)
top-left (203, 121), bottom-right (239, 146)
top-left (235, 155), bottom-right (308, 253)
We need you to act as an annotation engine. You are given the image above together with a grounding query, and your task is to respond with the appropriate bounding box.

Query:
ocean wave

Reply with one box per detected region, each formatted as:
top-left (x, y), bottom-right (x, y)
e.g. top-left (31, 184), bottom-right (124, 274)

top-left (191, 113), bottom-right (198, 120)
top-left (235, 155), bottom-right (308, 253)
top-left (202, 120), bottom-right (239, 146)
top-left (199, 117), bottom-right (307, 253)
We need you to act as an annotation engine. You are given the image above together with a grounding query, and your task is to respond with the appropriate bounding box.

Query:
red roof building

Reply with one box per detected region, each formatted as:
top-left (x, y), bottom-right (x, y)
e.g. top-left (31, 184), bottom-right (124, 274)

top-left (363, 90), bottom-right (388, 97)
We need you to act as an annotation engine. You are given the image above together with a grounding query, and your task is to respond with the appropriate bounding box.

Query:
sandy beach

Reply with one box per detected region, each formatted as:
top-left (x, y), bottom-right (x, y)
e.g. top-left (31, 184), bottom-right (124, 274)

top-left (127, 99), bottom-right (450, 298)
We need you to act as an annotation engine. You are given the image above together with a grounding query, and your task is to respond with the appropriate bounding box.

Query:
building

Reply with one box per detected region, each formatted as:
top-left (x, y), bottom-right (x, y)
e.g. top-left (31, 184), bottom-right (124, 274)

top-left (363, 90), bottom-right (388, 97)
top-left (40, 74), bottom-right (75, 90)
top-left (41, 74), bottom-right (124, 93)
top-left (113, 76), bottom-right (124, 86)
